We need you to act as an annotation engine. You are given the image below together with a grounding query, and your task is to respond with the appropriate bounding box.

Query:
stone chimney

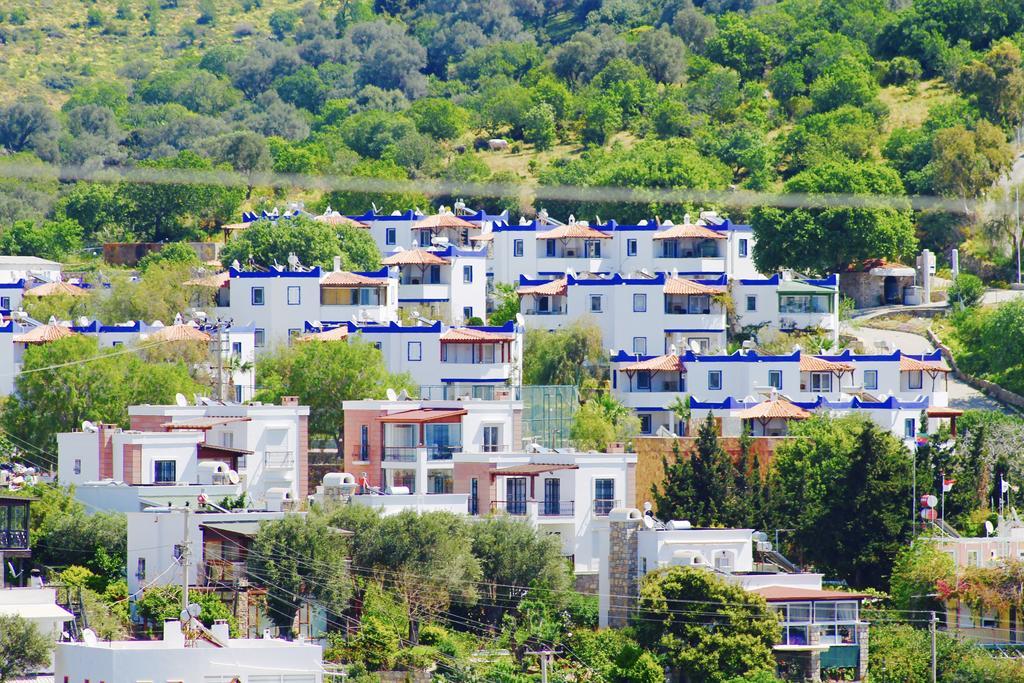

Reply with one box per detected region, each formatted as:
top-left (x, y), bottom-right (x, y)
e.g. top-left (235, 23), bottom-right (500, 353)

top-left (602, 508), bottom-right (643, 628)
top-left (333, 255), bottom-right (342, 272)
top-left (280, 396), bottom-right (299, 407)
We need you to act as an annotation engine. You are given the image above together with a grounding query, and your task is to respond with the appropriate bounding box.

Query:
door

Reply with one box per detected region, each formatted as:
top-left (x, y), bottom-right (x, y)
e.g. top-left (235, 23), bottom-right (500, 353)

top-left (544, 478), bottom-right (560, 515)
top-left (506, 477), bottom-right (527, 515)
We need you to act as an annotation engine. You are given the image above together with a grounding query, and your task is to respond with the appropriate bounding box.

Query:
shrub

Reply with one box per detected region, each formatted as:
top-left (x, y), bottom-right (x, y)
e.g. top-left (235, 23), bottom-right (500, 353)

top-left (948, 273), bottom-right (984, 309)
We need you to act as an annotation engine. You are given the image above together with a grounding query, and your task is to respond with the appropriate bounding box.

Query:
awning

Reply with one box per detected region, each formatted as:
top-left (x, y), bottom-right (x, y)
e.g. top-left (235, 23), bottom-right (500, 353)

top-left (777, 281), bottom-right (834, 296)
top-left (926, 407), bottom-right (964, 418)
top-left (799, 355), bottom-right (853, 373)
top-left (440, 328), bottom-right (514, 343)
top-left (619, 354), bottom-right (685, 373)
top-left (0, 603), bottom-right (74, 621)
top-left (900, 356), bottom-right (950, 373)
top-left (535, 224), bottom-right (611, 240)
top-left (13, 324), bottom-right (77, 344)
top-left (736, 399), bottom-right (811, 420)
top-left (517, 278), bottom-right (567, 297)
top-left (663, 278), bottom-right (726, 295)
top-left (651, 223), bottom-right (726, 240)
top-left (296, 326), bottom-right (349, 342)
top-left (24, 281), bottom-right (89, 298)
top-left (382, 249), bottom-right (450, 266)
top-left (162, 417), bottom-right (252, 430)
top-left (412, 213), bottom-right (479, 230)
top-left (491, 464), bottom-right (579, 476)
top-left (378, 408), bottom-right (467, 423)
top-left (201, 521), bottom-right (265, 537)
top-left (320, 271), bottom-right (388, 287)
top-left (199, 444), bottom-right (252, 456)
top-left (751, 586), bottom-right (871, 602)
top-left (184, 272), bottom-right (230, 288)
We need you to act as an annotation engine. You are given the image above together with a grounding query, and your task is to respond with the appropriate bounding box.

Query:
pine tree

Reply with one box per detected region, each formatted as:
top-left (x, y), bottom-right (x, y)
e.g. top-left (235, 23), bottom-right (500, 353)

top-left (652, 438), bottom-right (698, 520)
top-left (690, 413), bottom-right (736, 526)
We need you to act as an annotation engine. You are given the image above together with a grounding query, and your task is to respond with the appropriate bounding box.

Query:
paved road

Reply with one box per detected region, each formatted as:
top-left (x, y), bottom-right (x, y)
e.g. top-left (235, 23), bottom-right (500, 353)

top-left (843, 322), bottom-right (1011, 413)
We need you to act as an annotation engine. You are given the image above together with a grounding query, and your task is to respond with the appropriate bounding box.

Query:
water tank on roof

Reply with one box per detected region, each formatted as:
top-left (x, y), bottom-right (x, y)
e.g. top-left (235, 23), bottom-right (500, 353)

top-left (667, 520), bottom-right (692, 530)
top-left (197, 461), bottom-right (229, 485)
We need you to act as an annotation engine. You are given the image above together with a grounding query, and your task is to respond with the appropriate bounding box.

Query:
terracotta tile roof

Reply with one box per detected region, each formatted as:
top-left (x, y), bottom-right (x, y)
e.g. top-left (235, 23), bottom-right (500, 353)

top-left (320, 271), bottom-right (388, 287)
top-left (535, 224), bottom-right (612, 240)
top-left (663, 278), bottom-right (726, 295)
top-left (147, 324), bottom-right (211, 343)
top-left (313, 212), bottom-right (369, 228)
top-left (412, 213), bottom-right (479, 230)
top-left (899, 356), bottom-right (950, 373)
top-left (517, 278), bottom-right (567, 296)
top-left (296, 326), bottom-right (349, 342)
top-left (378, 408), bottom-right (467, 423)
top-left (927, 407), bottom-right (964, 418)
top-left (799, 355), bottom-right (854, 373)
top-left (469, 233), bottom-right (494, 242)
top-left (440, 327), bottom-right (514, 342)
top-left (736, 399), bottom-right (811, 421)
top-left (162, 417), bottom-right (252, 430)
top-left (13, 324), bottom-right (77, 344)
top-left (381, 249), bottom-right (450, 266)
top-left (652, 223), bottom-right (726, 240)
top-left (619, 354), bottom-right (685, 373)
top-left (750, 586), bottom-right (871, 602)
top-left (184, 272), bottom-right (230, 288)
top-left (24, 281), bottom-right (89, 297)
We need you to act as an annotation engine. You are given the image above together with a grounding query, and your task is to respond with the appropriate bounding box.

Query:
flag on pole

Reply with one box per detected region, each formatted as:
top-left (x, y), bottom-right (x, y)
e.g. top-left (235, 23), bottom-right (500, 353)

top-left (943, 478), bottom-right (956, 492)
top-left (1002, 477), bottom-right (1020, 494)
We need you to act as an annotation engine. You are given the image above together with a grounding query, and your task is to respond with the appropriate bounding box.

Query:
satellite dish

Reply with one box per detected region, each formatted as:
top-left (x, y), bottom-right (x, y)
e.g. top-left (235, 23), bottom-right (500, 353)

top-left (386, 388), bottom-right (398, 401)
top-left (643, 501), bottom-right (653, 512)
top-left (643, 515), bottom-right (655, 529)
top-left (397, 389), bottom-right (409, 400)
top-left (515, 313), bottom-right (525, 327)
top-left (180, 609), bottom-right (190, 622)
top-left (82, 629), bottom-right (98, 645)
top-left (175, 393), bottom-right (188, 407)
top-left (985, 520), bottom-right (995, 536)
top-left (188, 603), bottom-right (202, 618)
top-left (82, 420), bottom-right (97, 433)
top-left (227, 470), bottom-right (240, 484)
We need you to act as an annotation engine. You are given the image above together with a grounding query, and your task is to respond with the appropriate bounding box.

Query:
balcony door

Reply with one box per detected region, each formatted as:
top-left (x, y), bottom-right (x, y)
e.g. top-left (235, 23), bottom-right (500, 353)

top-left (483, 425), bottom-right (500, 453)
top-left (543, 478), bottom-right (560, 515)
top-left (506, 477), bottom-right (527, 515)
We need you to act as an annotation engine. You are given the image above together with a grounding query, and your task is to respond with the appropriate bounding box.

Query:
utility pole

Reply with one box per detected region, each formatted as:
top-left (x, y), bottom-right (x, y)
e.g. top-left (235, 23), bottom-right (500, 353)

top-left (930, 610), bottom-right (938, 683)
top-left (526, 649), bottom-right (557, 683)
top-left (180, 504), bottom-right (190, 615)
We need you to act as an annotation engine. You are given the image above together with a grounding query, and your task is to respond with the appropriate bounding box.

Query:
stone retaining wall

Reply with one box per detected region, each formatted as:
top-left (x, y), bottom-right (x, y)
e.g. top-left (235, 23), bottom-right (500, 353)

top-left (926, 328), bottom-right (1024, 411)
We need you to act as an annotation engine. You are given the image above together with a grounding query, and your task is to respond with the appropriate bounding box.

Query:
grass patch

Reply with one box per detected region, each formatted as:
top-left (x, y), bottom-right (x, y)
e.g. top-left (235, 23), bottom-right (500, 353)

top-left (879, 78), bottom-right (955, 135)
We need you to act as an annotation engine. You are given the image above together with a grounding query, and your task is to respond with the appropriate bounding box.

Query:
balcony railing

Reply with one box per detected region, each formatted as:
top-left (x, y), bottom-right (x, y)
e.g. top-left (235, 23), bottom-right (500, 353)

top-left (522, 307), bottom-right (567, 316)
top-left (264, 450), bottom-right (294, 469)
top-left (0, 529), bottom-right (28, 549)
top-left (418, 385), bottom-right (520, 400)
top-left (593, 499), bottom-right (620, 516)
top-left (382, 445), bottom-right (461, 462)
top-left (204, 560), bottom-right (247, 586)
top-left (491, 500), bottom-right (528, 516)
top-left (540, 500), bottom-right (574, 517)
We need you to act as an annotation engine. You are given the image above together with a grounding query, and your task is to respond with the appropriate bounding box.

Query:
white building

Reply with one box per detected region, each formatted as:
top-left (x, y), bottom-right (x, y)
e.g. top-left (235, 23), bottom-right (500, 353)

top-left (212, 263), bottom-right (399, 353)
top-left (733, 273), bottom-right (841, 344)
top-left (519, 271), bottom-right (730, 356)
top-left (0, 587), bottom-right (74, 639)
top-left (57, 399), bottom-right (310, 511)
top-left (353, 207), bottom-right (509, 254)
top-left (55, 620), bottom-right (323, 683)
top-left (610, 346), bottom-right (955, 440)
top-left (484, 212), bottom-right (759, 283)
top-left (0, 255), bottom-right (62, 284)
top-left (382, 246), bottom-right (488, 324)
top-left (126, 508), bottom-right (292, 599)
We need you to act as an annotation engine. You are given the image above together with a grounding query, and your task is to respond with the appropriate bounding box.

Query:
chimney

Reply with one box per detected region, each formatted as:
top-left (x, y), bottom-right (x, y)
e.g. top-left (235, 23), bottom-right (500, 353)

top-left (606, 441), bottom-right (625, 454)
top-left (281, 396), bottom-right (299, 407)
top-left (211, 619), bottom-right (230, 643)
top-left (602, 508), bottom-right (643, 628)
top-left (163, 620), bottom-right (185, 647)
top-left (333, 255), bottom-right (342, 272)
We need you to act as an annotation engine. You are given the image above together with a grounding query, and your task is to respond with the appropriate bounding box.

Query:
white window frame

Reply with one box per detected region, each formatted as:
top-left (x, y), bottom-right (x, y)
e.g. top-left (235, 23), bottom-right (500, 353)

top-left (287, 286), bottom-right (301, 305)
top-left (769, 370), bottom-right (782, 390)
top-left (407, 341), bottom-right (422, 361)
top-left (632, 337), bottom-right (647, 355)
top-left (251, 286), bottom-right (264, 306)
top-left (254, 329), bottom-right (266, 347)
top-left (864, 369), bottom-right (878, 391)
top-left (908, 369), bottom-right (923, 390)
top-left (590, 295), bottom-right (602, 312)
top-left (633, 293), bottom-right (647, 312)
top-left (810, 372), bottom-right (832, 392)
top-left (627, 239), bottom-right (637, 256)
top-left (708, 370), bottom-right (722, 391)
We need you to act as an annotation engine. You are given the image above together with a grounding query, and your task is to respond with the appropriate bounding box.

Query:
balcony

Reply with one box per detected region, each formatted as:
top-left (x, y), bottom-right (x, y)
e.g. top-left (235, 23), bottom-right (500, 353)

top-left (382, 445), bottom-right (461, 462)
top-left (620, 391), bottom-right (686, 409)
top-left (204, 560), bottom-right (246, 586)
top-left (490, 499), bottom-right (575, 518)
top-left (397, 282), bottom-right (449, 301)
top-left (522, 305), bottom-right (567, 316)
top-left (539, 500), bottom-right (574, 517)
top-left (264, 450), bottom-right (294, 469)
top-left (491, 500), bottom-right (528, 516)
top-left (593, 498), bottom-right (620, 516)
top-left (0, 529), bottom-right (28, 550)
top-left (437, 361), bottom-right (512, 382)
top-left (653, 256), bottom-right (726, 273)
top-left (535, 256), bottom-right (605, 274)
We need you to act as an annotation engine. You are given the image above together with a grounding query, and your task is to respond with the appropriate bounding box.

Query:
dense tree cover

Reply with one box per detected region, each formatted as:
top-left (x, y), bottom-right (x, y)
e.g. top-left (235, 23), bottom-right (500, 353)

top-left (949, 299), bottom-right (1024, 394)
top-left (255, 338), bottom-right (415, 453)
top-left (0, 0), bottom-right (1018, 275)
top-left (135, 586), bottom-right (238, 636)
top-left (570, 393), bottom-right (641, 451)
top-left (2, 335), bottom-right (202, 454)
top-left (635, 567), bottom-right (780, 682)
top-left (522, 319), bottom-right (605, 388)
top-left (219, 216), bottom-right (381, 271)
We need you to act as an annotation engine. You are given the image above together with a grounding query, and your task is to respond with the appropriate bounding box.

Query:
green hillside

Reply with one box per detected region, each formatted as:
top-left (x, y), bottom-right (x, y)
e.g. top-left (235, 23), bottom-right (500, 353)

top-left (0, 0), bottom-right (1022, 276)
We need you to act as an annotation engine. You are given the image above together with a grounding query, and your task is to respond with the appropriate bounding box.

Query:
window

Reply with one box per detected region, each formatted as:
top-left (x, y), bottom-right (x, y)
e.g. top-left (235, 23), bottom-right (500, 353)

top-left (691, 337), bottom-right (710, 353)
top-left (407, 341), bottom-right (422, 361)
top-left (0, 297), bottom-right (9, 309)
top-left (769, 370), bottom-right (782, 390)
top-left (908, 369), bottom-right (923, 390)
top-left (514, 239), bottom-right (524, 257)
top-left (386, 228), bottom-right (396, 245)
top-left (627, 239), bottom-right (637, 256)
top-left (251, 287), bottom-right (264, 306)
top-left (864, 369), bottom-right (878, 391)
top-left (545, 240), bottom-right (556, 257)
top-left (959, 604), bottom-right (975, 628)
top-left (483, 425), bottom-right (500, 453)
top-left (595, 479), bottom-right (615, 515)
top-left (254, 329), bottom-right (266, 347)
top-left (232, 342), bottom-right (242, 355)
top-left (373, 342), bottom-right (382, 350)
top-left (708, 370), bottom-right (722, 391)
top-left (633, 293), bottom-right (647, 312)
top-left (463, 306), bottom-right (473, 320)
top-left (358, 425), bottom-right (369, 460)
top-left (688, 295), bottom-right (710, 314)
top-left (470, 478), bottom-right (479, 515)
top-left (639, 414), bottom-right (652, 434)
top-left (636, 371), bottom-right (651, 391)
top-left (112, 340), bottom-right (123, 347)
top-left (585, 240), bottom-right (602, 258)
top-left (288, 328), bottom-right (301, 339)
top-left (463, 265), bottom-right (473, 283)
top-left (136, 558), bottom-right (146, 580)
top-left (810, 372), bottom-right (832, 392)
top-left (590, 295), bottom-right (602, 312)
top-left (633, 337), bottom-right (647, 355)
top-left (904, 418), bottom-right (916, 438)
top-left (235, 385), bottom-right (243, 403)
top-left (74, 459), bottom-right (81, 475)
top-left (982, 608), bottom-right (998, 629)
top-left (738, 239), bottom-right (749, 257)
top-left (746, 295), bottom-right (757, 312)
top-left (154, 460), bottom-right (176, 483)
top-left (287, 286), bottom-right (301, 305)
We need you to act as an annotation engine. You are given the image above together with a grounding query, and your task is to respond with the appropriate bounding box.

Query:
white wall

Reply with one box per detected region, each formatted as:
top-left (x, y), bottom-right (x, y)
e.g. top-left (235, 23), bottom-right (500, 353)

top-left (57, 431), bottom-right (100, 486)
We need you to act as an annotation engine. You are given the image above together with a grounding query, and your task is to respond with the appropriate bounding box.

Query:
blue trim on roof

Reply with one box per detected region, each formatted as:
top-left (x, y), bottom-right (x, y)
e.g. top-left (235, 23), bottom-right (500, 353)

top-left (632, 407), bottom-right (669, 412)
top-left (346, 321), bottom-right (444, 334)
top-left (99, 321), bottom-right (142, 333)
top-left (0, 279), bottom-right (25, 290)
top-left (354, 267), bottom-right (390, 278)
top-left (739, 273), bottom-right (839, 289)
top-left (0, 320), bottom-right (14, 334)
top-left (663, 328), bottom-right (727, 334)
top-left (688, 395), bottom-right (930, 411)
top-left (71, 321), bottom-right (99, 333)
top-left (611, 347), bottom-right (942, 365)
top-left (230, 266), bottom-right (323, 279)
top-left (399, 298), bottom-right (449, 303)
